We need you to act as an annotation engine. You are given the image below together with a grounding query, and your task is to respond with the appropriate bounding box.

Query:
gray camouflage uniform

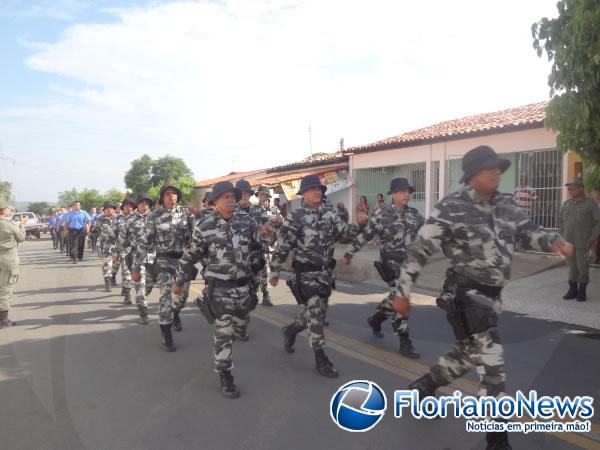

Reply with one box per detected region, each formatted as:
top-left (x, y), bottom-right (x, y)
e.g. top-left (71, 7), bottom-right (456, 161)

top-left (133, 205), bottom-right (194, 325)
top-left (344, 203), bottom-right (424, 334)
top-left (97, 215), bottom-right (119, 280)
top-left (271, 201), bottom-right (359, 350)
top-left (395, 186), bottom-right (561, 397)
top-left (175, 209), bottom-right (266, 372)
top-left (124, 210), bottom-right (155, 308)
top-left (115, 212), bottom-right (135, 289)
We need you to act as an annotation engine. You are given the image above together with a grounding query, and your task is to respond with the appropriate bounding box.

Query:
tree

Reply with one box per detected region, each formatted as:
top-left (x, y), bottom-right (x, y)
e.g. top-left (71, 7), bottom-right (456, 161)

top-left (124, 154), bottom-right (153, 195)
top-left (57, 188), bottom-right (79, 207)
top-left (150, 156), bottom-right (193, 187)
top-left (532, 0), bottom-right (600, 165)
top-left (27, 202), bottom-right (51, 216)
top-left (0, 181), bottom-right (12, 205)
top-left (147, 175), bottom-right (195, 206)
top-left (104, 188), bottom-right (125, 204)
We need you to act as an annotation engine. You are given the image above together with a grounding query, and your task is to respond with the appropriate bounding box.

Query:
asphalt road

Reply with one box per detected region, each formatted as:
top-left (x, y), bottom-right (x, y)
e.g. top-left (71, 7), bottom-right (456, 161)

top-left (1, 238), bottom-right (599, 450)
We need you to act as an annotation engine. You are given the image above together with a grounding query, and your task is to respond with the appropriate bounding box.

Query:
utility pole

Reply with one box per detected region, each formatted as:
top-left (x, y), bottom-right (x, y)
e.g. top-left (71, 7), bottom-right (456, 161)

top-left (339, 138), bottom-right (344, 152)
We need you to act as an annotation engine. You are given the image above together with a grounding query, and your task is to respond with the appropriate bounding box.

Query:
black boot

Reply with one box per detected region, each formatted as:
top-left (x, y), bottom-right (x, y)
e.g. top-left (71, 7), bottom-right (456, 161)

top-left (261, 291), bottom-right (273, 307)
top-left (111, 273), bottom-right (117, 287)
top-left (367, 311), bottom-right (386, 338)
top-left (138, 306), bottom-right (149, 325)
top-left (282, 323), bottom-right (304, 353)
top-left (0, 310), bottom-right (14, 328)
top-left (173, 311), bottom-right (182, 331)
top-left (145, 286), bottom-right (153, 296)
top-left (219, 370), bottom-right (240, 399)
top-left (104, 278), bottom-right (112, 293)
top-left (563, 281), bottom-right (578, 300)
top-left (577, 283), bottom-right (587, 302)
top-left (408, 372), bottom-right (446, 399)
top-left (399, 334), bottom-right (420, 359)
top-left (486, 431), bottom-right (512, 450)
top-left (314, 348), bottom-right (339, 378)
top-left (159, 324), bottom-right (176, 352)
top-left (123, 288), bottom-right (132, 305)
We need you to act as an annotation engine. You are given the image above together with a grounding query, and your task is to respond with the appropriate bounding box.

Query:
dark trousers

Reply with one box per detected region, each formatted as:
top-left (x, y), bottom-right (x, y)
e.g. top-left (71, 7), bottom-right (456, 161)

top-left (595, 239), bottom-right (600, 265)
top-left (50, 228), bottom-right (58, 249)
top-left (69, 229), bottom-right (86, 261)
top-left (58, 229), bottom-right (65, 252)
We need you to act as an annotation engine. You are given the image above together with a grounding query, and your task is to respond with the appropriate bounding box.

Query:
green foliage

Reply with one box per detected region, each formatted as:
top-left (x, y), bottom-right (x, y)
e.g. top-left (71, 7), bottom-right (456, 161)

top-left (124, 154), bottom-right (153, 195)
top-left (147, 175), bottom-right (195, 206)
top-left (150, 155), bottom-right (193, 187)
top-left (103, 188), bottom-right (125, 205)
top-left (0, 181), bottom-right (12, 205)
top-left (26, 202), bottom-right (52, 216)
top-left (125, 154), bottom-right (193, 195)
top-left (584, 164), bottom-right (600, 192)
top-left (532, 0), bottom-right (600, 164)
top-left (57, 188), bottom-right (124, 211)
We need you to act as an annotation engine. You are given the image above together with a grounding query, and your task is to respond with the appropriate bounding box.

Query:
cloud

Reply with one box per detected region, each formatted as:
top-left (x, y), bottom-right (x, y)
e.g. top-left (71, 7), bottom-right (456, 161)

top-left (0, 0), bottom-right (88, 20)
top-left (1, 0), bottom-right (559, 200)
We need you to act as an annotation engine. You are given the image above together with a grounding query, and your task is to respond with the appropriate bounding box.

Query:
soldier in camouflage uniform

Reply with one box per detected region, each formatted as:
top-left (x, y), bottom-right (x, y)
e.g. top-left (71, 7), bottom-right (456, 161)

top-left (393, 146), bottom-right (572, 450)
top-left (115, 198), bottom-right (136, 304)
top-left (270, 175), bottom-right (367, 378)
top-left (123, 193), bottom-right (154, 324)
top-left (174, 181), bottom-right (272, 398)
top-left (341, 177), bottom-right (424, 359)
top-left (132, 184), bottom-right (194, 352)
top-left (559, 178), bottom-right (600, 302)
top-left (96, 201), bottom-right (119, 292)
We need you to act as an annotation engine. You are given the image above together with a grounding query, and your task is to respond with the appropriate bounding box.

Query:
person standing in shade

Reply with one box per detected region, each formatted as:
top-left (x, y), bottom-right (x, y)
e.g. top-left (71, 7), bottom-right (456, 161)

top-left (115, 198), bottom-right (136, 304)
top-left (340, 177), bottom-right (424, 359)
top-left (392, 146), bottom-right (573, 450)
top-left (63, 201), bottom-right (91, 263)
top-left (0, 203), bottom-right (27, 328)
top-left (270, 175), bottom-right (367, 378)
top-left (131, 184), bottom-right (194, 352)
top-left (560, 179), bottom-right (600, 302)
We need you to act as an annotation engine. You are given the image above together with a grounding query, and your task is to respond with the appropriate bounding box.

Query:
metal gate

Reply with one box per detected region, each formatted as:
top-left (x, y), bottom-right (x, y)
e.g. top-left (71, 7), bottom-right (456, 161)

top-left (354, 163), bottom-right (427, 216)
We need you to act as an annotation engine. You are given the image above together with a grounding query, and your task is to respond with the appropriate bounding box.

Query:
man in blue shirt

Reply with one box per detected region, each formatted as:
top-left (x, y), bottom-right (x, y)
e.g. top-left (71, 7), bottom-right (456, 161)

top-left (48, 212), bottom-right (59, 249)
top-left (55, 208), bottom-right (67, 253)
top-left (63, 201), bottom-right (92, 263)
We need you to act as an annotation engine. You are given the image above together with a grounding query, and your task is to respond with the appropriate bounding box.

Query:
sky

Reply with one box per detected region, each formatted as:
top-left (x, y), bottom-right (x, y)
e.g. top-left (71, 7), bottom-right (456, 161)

top-left (0, 0), bottom-right (559, 203)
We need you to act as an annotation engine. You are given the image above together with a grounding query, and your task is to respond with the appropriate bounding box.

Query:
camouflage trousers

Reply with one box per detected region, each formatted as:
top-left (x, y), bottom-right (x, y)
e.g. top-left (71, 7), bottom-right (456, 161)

top-left (156, 271), bottom-right (190, 325)
top-left (116, 255), bottom-right (132, 289)
top-left (0, 260), bottom-right (19, 311)
top-left (430, 327), bottom-right (506, 398)
top-left (567, 247), bottom-right (591, 284)
top-left (134, 264), bottom-right (156, 309)
top-left (376, 292), bottom-right (409, 335)
top-left (288, 271), bottom-right (330, 351)
top-left (209, 284), bottom-right (251, 372)
top-left (259, 252), bottom-right (271, 295)
top-left (102, 253), bottom-right (119, 279)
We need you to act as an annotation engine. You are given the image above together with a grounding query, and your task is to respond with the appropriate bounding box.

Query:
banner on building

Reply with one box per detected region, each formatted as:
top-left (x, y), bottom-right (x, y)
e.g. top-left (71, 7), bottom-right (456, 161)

top-left (281, 169), bottom-right (353, 201)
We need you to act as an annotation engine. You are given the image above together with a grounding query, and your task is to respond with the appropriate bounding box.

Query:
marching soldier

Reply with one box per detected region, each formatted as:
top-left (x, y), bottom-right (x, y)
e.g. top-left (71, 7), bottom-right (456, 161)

top-left (340, 177), bottom-right (424, 359)
top-left (124, 194), bottom-right (154, 324)
top-left (115, 198), bottom-right (136, 304)
top-left (96, 201), bottom-right (119, 292)
top-left (0, 203), bottom-right (27, 327)
top-left (560, 178), bottom-right (600, 302)
top-left (392, 146), bottom-right (573, 450)
top-left (270, 175), bottom-right (367, 378)
top-left (131, 184), bottom-right (194, 352)
top-left (174, 181), bottom-right (272, 398)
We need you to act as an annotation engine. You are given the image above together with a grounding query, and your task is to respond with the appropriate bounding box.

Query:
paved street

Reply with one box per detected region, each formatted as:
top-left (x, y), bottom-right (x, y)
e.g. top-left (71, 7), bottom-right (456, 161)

top-left (1, 238), bottom-right (599, 450)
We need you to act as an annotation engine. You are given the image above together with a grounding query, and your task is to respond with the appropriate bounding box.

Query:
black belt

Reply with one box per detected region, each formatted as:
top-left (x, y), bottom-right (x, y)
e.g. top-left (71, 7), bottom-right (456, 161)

top-left (157, 252), bottom-right (183, 259)
top-left (456, 281), bottom-right (502, 298)
top-left (206, 277), bottom-right (249, 287)
top-left (69, 228), bottom-right (84, 232)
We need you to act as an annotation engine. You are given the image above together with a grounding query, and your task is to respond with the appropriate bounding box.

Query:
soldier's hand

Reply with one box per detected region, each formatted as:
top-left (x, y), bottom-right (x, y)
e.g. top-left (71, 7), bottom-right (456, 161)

top-left (19, 215), bottom-right (28, 224)
top-left (269, 277), bottom-right (279, 287)
top-left (553, 240), bottom-right (574, 258)
top-left (261, 224), bottom-right (274, 235)
top-left (131, 272), bottom-right (141, 283)
top-left (356, 212), bottom-right (369, 225)
top-left (172, 285), bottom-right (183, 296)
top-left (112, 256), bottom-right (119, 264)
top-left (392, 296), bottom-right (411, 315)
top-left (336, 202), bottom-right (345, 210)
top-left (272, 215), bottom-right (284, 225)
top-left (339, 256), bottom-right (351, 265)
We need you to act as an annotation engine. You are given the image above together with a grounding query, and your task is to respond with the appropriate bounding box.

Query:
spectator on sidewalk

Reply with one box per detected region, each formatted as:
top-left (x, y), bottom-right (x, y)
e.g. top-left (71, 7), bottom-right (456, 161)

top-left (357, 195), bottom-right (370, 217)
top-left (373, 193), bottom-right (386, 212)
top-left (560, 179), bottom-right (600, 302)
top-left (513, 184), bottom-right (538, 217)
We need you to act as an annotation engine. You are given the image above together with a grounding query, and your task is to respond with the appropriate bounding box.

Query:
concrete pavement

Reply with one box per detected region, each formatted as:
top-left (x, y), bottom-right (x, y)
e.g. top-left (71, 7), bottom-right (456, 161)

top-left (1, 238), bottom-right (599, 450)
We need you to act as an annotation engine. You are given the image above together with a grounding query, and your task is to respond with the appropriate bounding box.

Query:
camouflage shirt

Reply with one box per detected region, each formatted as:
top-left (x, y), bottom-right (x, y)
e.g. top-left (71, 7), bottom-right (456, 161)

top-left (97, 215), bottom-right (118, 255)
top-left (132, 205), bottom-right (194, 272)
top-left (115, 212), bottom-right (136, 255)
top-left (124, 210), bottom-right (153, 260)
top-left (270, 200), bottom-right (360, 279)
top-left (393, 186), bottom-right (561, 298)
top-left (175, 209), bottom-right (265, 285)
top-left (345, 203), bottom-right (424, 262)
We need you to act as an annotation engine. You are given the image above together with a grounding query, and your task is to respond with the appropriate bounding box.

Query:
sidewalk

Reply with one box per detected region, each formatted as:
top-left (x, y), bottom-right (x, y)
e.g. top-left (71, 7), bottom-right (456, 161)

top-left (332, 244), bottom-right (600, 330)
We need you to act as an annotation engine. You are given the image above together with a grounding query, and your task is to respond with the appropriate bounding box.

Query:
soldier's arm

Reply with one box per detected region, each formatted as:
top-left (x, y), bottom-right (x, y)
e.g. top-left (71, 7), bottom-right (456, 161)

top-left (392, 208), bottom-right (452, 299)
top-left (175, 225), bottom-right (208, 287)
top-left (132, 217), bottom-right (156, 271)
top-left (514, 203), bottom-right (561, 252)
top-left (343, 212), bottom-right (380, 260)
top-left (13, 221), bottom-right (27, 243)
top-left (590, 203), bottom-right (600, 242)
top-left (333, 208), bottom-right (363, 243)
top-left (270, 214), bottom-right (300, 280)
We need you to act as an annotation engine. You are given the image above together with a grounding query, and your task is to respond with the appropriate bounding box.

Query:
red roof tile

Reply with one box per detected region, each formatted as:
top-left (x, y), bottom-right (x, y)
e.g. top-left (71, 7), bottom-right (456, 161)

top-left (252, 163), bottom-right (349, 186)
top-left (347, 101), bottom-right (548, 154)
top-left (267, 152), bottom-right (348, 173)
top-left (194, 169), bottom-right (266, 189)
